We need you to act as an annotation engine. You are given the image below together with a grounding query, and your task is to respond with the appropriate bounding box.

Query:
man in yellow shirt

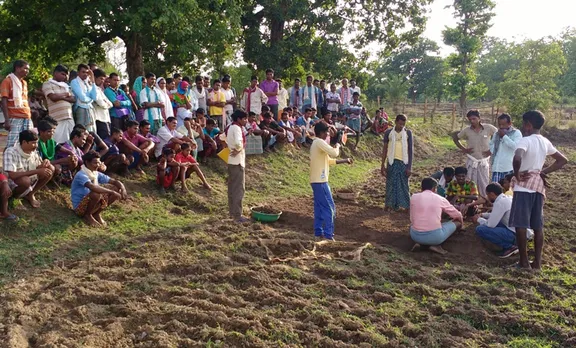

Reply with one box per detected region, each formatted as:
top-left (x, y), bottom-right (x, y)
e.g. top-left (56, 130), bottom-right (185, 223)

top-left (208, 79), bottom-right (226, 127)
top-left (310, 122), bottom-right (352, 241)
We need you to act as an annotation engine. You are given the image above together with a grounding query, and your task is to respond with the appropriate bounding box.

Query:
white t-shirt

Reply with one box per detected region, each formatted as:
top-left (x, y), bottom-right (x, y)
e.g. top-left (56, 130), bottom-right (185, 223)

top-left (514, 134), bottom-right (557, 193)
top-left (223, 88), bottom-right (234, 114)
top-left (156, 126), bottom-right (184, 157)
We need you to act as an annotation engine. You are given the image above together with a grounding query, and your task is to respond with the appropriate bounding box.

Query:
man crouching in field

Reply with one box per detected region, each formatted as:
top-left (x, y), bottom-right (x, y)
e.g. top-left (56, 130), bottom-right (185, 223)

top-left (70, 150), bottom-right (127, 227)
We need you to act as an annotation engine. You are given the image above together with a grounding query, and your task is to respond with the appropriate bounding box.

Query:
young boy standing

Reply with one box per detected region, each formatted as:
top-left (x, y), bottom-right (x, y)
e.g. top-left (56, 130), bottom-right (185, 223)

top-left (510, 110), bottom-right (568, 270)
top-left (310, 122), bottom-right (353, 241)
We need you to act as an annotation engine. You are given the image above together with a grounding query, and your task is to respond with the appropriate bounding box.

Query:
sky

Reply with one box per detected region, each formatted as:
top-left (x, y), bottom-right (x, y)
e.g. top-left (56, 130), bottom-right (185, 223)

top-left (425, 0), bottom-right (576, 55)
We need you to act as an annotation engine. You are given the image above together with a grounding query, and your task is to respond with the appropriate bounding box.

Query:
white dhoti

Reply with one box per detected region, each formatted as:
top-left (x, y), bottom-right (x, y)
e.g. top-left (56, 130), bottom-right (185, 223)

top-left (466, 155), bottom-right (490, 197)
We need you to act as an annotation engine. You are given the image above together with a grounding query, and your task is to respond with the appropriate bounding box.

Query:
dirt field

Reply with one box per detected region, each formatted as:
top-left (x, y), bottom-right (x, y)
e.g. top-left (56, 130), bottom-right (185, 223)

top-left (1, 124), bottom-right (575, 347)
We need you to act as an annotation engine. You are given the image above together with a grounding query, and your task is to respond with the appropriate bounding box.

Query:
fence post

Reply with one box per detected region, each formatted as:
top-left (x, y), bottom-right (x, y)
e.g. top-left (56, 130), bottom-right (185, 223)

top-left (402, 99), bottom-right (406, 114)
top-left (423, 98), bottom-right (428, 123)
top-left (491, 104), bottom-right (495, 124)
top-left (377, 96), bottom-right (381, 109)
top-left (451, 103), bottom-right (456, 131)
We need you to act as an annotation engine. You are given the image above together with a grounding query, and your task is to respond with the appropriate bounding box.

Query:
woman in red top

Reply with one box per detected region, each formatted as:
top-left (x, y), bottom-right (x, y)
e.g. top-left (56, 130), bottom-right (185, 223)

top-left (0, 174), bottom-right (17, 221)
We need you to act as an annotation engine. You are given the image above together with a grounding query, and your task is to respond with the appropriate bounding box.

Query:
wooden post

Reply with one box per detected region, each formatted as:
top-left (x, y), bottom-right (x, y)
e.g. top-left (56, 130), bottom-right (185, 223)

top-left (423, 98), bottom-right (428, 123)
top-left (451, 102), bottom-right (456, 131)
top-left (377, 96), bottom-right (381, 108)
top-left (491, 104), bottom-right (495, 124)
top-left (402, 99), bottom-right (406, 114)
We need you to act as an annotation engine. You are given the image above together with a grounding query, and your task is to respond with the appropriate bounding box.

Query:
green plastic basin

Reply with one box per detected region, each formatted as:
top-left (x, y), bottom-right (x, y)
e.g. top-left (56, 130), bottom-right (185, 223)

top-left (251, 207), bottom-right (282, 222)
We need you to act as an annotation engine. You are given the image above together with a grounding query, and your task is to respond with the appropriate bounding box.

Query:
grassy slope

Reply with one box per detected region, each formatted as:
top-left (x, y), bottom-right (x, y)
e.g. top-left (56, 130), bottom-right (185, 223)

top-left (1, 119), bottom-right (575, 347)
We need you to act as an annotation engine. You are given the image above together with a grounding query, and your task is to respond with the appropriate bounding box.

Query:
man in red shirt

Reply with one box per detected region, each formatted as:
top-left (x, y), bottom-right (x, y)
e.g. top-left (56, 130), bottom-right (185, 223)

top-left (0, 174), bottom-right (17, 221)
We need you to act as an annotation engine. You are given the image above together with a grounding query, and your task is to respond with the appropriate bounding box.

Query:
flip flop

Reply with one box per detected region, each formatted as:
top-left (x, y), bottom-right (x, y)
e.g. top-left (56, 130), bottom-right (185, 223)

top-left (0, 214), bottom-right (18, 222)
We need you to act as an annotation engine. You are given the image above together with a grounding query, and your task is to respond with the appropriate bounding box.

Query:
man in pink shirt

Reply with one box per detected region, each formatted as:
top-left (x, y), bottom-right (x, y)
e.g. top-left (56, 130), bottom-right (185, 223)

top-left (410, 177), bottom-right (464, 254)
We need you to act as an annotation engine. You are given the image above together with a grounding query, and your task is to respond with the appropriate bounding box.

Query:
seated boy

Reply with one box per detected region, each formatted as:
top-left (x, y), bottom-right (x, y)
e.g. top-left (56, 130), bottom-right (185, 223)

top-left (73, 124), bottom-right (109, 158)
top-left (157, 148), bottom-right (181, 194)
top-left (103, 127), bottom-right (133, 176)
top-left (71, 150), bottom-right (127, 227)
top-left (4, 130), bottom-right (55, 208)
top-left (297, 108), bottom-right (316, 145)
top-left (56, 129), bottom-right (88, 185)
top-left (120, 120), bottom-right (153, 173)
top-left (446, 166), bottom-right (479, 217)
top-left (245, 112), bottom-right (268, 155)
top-left (430, 167), bottom-right (455, 197)
top-left (499, 173), bottom-right (514, 197)
top-left (139, 120), bottom-right (160, 158)
top-left (279, 111), bottom-right (301, 147)
top-left (0, 174), bottom-right (17, 221)
top-left (199, 118), bottom-right (220, 161)
top-left (175, 143), bottom-right (211, 191)
top-left (37, 118), bottom-right (78, 182)
top-left (260, 111), bottom-right (286, 151)
top-left (410, 178), bottom-right (464, 254)
top-left (371, 109), bottom-right (390, 135)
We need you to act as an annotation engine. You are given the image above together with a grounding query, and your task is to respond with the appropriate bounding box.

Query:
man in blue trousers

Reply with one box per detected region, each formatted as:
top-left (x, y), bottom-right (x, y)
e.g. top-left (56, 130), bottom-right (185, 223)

top-left (309, 122), bottom-right (352, 241)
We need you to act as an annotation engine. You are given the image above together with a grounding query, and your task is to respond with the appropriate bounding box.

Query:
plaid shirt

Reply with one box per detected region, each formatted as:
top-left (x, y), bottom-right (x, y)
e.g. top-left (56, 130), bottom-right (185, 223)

top-left (511, 171), bottom-right (546, 197)
top-left (3, 146), bottom-right (42, 175)
top-left (447, 180), bottom-right (479, 203)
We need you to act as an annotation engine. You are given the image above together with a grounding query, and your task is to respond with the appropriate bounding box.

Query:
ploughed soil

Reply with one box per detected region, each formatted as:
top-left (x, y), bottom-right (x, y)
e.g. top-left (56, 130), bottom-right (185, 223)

top-left (1, 132), bottom-right (576, 347)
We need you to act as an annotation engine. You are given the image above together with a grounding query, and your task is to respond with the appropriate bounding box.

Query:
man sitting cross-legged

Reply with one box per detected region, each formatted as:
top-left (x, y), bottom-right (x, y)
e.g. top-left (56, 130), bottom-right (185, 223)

top-left (410, 177), bottom-right (464, 255)
top-left (175, 143), bottom-right (212, 192)
top-left (157, 148), bottom-right (181, 194)
top-left (474, 183), bottom-right (534, 259)
top-left (120, 120), bottom-right (153, 174)
top-left (446, 166), bottom-right (479, 217)
top-left (71, 150), bottom-right (127, 227)
top-left (3, 130), bottom-right (55, 208)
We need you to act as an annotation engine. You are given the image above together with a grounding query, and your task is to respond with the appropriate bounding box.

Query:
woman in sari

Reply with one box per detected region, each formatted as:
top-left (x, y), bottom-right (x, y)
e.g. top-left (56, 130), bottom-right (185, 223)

top-left (132, 76), bottom-right (147, 121)
top-left (155, 77), bottom-right (174, 120)
top-left (381, 114), bottom-right (413, 211)
top-left (173, 81), bottom-right (193, 127)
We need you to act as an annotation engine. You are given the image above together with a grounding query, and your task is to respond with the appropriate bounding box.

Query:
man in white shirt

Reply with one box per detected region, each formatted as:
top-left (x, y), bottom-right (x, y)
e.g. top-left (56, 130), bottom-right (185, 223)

top-left (192, 75), bottom-right (209, 112)
top-left (349, 79), bottom-right (361, 96)
top-left (325, 83), bottom-right (341, 113)
top-left (222, 76), bottom-right (236, 126)
top-left (93, 69), bottom-right (113, 139)
top-left (42, 64), bottom-right (76, 144)
top-left (474, 183), bottom-right (533, 258)
top-left (155, 117), bottom-right (194, 158)
top-left (70, 64), bottom-right (97, 133)
top-left (338, 78), bottom-right (352, 109)
top-left (277, 79), bottom-right (288, 111)
top-left (225, 110), bottom-right (248, 222)
top-left (240, 76), bottom-right (268, 114)
top-left (139, 73), bottom-right (165, 135)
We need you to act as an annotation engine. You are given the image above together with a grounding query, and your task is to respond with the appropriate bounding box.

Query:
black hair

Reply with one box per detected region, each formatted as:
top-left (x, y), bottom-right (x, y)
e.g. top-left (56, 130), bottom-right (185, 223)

top-left (183, 117), bottom-right (192, 122)
top-left (163, 148), bottom-right (175, 156)
top-left (304, 107), bottom-right (312, 113)
top-left (263, 112), bottom-right (273, 119)
top-left (173, 73), bottom-right (182, 79)
top-left (145, 72), bottom-right (155, 79)
top-left (223, 74), bottom-right (231, 79)
top-left (19, 130), bottom-right (38, 144)
top-left (261, 105), bottom-right (270, 113)
top-left (395, 114), bottom-right (407, 122)
top-left (109, 72), bottom-right (119, 79)
top-left (294, 78), bottom-right (301, 82)
top-left (73, 124), bottom-right (86, 131)
top-left (306, 75), bottom-right (313, 80)
top-left (313, 79), bottom-right (320, 83)
top-left (322, 109), bottom-right (332, 117)
top-left (126, 120), bottom-right (139, 128)
top-left (111, 127), bottom-right (122, 135)
top-left (352, 92), bottom-right (360, 97)
top-left (13, 60), bottom-right (29, 72)
top-left (249, 111), bottom-right (257, 117)
top-left (88, 62), bottom-right (97, 68)
top-left (38, 120), bottom-right (56, 132)
top-left (181, 143), bottom-right (191, 151)
top-left (42, 115), bottom-right (58, 127)
top-left (486, 183), bottom-right (503, 196)
top-left (82, 150), bottom-right (100, 164)
top-left (222, 76), bottom-right (231, 83)
top-left (522, 110), bottom-right (545, 130)
top-left (314, 122), bottom-right (329, 137)
top-left (455, 166), bottom-right (467, 176)
top-left (443, 167), bottom-right (455, 177)
top-left (212, 79), bottom-right (221, 85)
top-left (70, 129), bottom-right (85, 139)
top-left (196, 108), bottom-right (205, 115)
top-left (77, 63), bottom-right (89, 71)
top-left (281, 111), bottom-right (288, 118)
top-left (231, 110), bottom-right (248, 122)
top-left (203, 76), bottom-right (210, 80)
top-left (320, 79), bottom-right (325, 83)
top-left (504, 173), bottom-right (514, 182)
top-left (250, 75), bottom-right (258, 81)
top-left (206, 118), bottom-right (216, 126)
top-left (53, 64), bottom-right (69, 74)
top-left (497, 113), bottom-right (512, 124)
top-left (94, 69), bottom-right (107, 78)
top-left (183, 76), bottom-right (191, 83)
top-left (166, 78), bottom-right (173, 84)
top-left (283, 107), bottom-right (292, 112)
top-left (466, 109), bottom-right (480, 118)
top-left (139, 120), bottom-right (150, 128)
top-left (166, 116), bottom-right (176, 123)
top-left (195, 75), bottom-right (203, 83)
top-left (265, 68), bottom-right (274, 74)
top-left (421, 177), bottom-right (438, 191)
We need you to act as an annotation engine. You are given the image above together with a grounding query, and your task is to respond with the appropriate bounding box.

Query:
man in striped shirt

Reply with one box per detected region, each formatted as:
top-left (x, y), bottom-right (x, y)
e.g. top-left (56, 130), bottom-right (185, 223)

top-left (43, 65), bottom-right (76, 144)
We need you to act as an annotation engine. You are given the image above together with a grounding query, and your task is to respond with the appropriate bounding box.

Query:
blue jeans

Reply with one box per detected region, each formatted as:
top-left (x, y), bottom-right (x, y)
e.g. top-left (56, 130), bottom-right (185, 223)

top-left (410, 222), bottom-right (457, 246)
top-left (311, 182), bottom-right (335, 239)
top-left (475, 223), bottom-right (516, 250)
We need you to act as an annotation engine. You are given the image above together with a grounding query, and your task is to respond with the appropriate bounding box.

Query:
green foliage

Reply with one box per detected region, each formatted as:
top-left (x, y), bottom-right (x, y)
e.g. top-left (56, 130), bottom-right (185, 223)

top-left (559, 28), bottom-right (576, 100)
top-left (477, 37), bottom-right (520, 101)
top-left (442, 0), bottom-right (495, 110)
top-left (498, 39), bottom-right (566, 117)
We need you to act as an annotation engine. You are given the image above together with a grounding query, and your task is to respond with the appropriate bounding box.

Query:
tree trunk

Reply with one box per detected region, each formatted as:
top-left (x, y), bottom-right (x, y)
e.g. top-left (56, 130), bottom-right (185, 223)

top-left (270, 18), bottom-right (285, 44)
top-left (125, 33), bottom-right (144, 86)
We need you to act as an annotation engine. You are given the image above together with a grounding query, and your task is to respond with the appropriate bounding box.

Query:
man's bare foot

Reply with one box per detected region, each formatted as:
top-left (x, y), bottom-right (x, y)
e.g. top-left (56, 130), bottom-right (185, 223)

top-left (429, 245), bottom-right (448, 255)
top-left (203, 183), bottom-right (212, 191)
top-left (93, 212), bottom-right (107, 227)
top-left (83, 215), bottom-right (101, 227)
top-left (25, 193), bottom-right (41, 208)
top-left (181, 186), bottom-right (189, 193)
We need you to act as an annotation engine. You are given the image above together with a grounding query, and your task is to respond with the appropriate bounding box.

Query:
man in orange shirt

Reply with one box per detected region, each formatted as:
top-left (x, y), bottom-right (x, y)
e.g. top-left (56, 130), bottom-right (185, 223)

top-left (1, 60), bottom-right (32, 148)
